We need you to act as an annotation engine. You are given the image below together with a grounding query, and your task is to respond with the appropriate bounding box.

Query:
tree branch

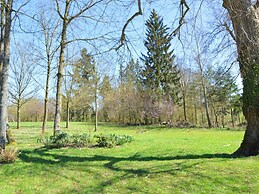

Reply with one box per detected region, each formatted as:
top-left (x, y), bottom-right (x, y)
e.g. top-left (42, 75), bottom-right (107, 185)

top-left (223, 21), bottom-right (236, 42)
top-left (171, 0), bottom-right (190, 37)
top-left (116, 0), bottom-right (142, 50)
top-left (68, 0), bottom-right (103, 23)
top-left (55, 0), bottom-right (64, 20)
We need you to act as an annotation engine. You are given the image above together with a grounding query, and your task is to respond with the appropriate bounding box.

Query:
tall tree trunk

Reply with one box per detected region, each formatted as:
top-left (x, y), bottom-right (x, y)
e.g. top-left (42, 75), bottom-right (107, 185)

top-left (0, 0), bottom-right (12, 149)
top-left (53, 9), bottom-right (68, 136)
top-left (42, 55), bottom-right (51, 135)
top-left (223, 0), bottom-right (259, 156)
top-left (0, 0), bottom-right (4, 73)
top-left (197, 54), bottom-right (212, 128)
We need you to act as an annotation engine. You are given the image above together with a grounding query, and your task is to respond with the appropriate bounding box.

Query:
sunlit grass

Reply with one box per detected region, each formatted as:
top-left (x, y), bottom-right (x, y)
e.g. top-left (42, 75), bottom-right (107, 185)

top-left (1, 122), bottom-right (259, 193)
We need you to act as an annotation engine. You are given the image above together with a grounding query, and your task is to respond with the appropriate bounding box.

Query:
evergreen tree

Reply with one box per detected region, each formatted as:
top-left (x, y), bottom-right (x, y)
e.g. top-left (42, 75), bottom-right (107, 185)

top-left (100, 75), bottom-right (113, 98)
top-left (72, 48), bottom-right (99, 122)
top-left (141, 9), bottom-right (180, 102)
top-left (208, 67), bottom-right (239, 127)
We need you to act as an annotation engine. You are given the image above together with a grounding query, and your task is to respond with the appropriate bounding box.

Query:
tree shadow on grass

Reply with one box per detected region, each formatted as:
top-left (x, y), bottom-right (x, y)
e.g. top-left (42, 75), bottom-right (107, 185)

top-left (18, 149), bottom-right (241, 193)
top-left (19, 148), bottom-right (236, 168)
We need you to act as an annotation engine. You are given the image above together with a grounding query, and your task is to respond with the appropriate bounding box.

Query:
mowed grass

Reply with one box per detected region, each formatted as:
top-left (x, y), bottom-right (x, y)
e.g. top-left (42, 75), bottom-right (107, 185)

top-left (1, 122), bottom-right (259, 193)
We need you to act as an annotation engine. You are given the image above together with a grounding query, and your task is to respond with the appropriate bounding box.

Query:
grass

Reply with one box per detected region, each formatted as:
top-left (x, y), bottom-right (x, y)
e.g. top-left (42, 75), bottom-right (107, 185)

top-left (1, 122), bottom-right (259, 193)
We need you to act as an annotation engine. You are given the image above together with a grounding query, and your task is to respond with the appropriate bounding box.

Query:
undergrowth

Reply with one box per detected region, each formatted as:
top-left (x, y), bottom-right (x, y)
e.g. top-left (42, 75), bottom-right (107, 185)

top-left (39, 131), bottom-right (133, 148)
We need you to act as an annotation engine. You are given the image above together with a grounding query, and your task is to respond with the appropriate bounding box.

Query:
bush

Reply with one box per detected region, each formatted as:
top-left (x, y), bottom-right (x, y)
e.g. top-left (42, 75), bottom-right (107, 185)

top-left (43, 131), bottom-right (92, 148)
top-left (0, 147), bottom-right (19, 163)
top-left (40, 131), bottom-right (133, 149)
top-left (94, 134), bottom-right (133, 148)
top-left (43, 131), bottom-right (70, 148)
top-left (70, 133), bottom-right (92, 147)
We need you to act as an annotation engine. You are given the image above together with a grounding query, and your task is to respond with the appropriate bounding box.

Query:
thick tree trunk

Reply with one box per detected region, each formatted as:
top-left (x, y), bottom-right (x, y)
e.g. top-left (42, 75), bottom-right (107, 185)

top-left (223, 0), bottom-right (259, 156)
top-left (0, 0), bottom-right (12, 149)
top-left (0, 0), bottom-right (4, 73)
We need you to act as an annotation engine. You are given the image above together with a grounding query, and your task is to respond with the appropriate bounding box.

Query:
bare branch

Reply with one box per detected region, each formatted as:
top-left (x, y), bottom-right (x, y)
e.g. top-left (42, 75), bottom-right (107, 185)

top-left (68, 0), bottom-right (103, 23)
top-left (223, 21), bottom-right (236, 42)
top-left (171, 0), bottom-right (190, 37)
top-left (55, 0), bottom-right (64, 20)
top-left (116, 0), bottom-right (142, 50)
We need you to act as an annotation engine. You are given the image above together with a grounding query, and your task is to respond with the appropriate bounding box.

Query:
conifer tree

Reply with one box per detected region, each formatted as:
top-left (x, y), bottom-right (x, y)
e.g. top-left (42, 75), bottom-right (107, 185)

top-left (141, 9), bottom-right (180, 102)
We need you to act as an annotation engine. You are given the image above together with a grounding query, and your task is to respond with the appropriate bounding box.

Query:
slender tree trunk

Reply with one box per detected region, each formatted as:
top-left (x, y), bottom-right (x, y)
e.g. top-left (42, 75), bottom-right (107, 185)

top-left (224, 0), bottom-right (259, 156)
top-left (199, 67), bottom-right (212, 128)
top-left (182, 93), bottom-right (187, 122)
top-left (94, 69), bottom-right (99, 131)
top-left (230, 108), bottom-right (235, 127)
top-left (202, 83), bottom-right (212, 128)
top-left (16, 102), bottom-right (20, 129)
top-left (212, 105), bottom-right (219, 127)
top-left (66, 100), bottom-right (69, 128)
top-left (194, 105), bottom-right (197, 125)
top-left (221, 108), bottom-right (225, 128)
top-left (42, 56), bottom-right (51, 135)
top-left (0, 0), bottom-right (12, 149)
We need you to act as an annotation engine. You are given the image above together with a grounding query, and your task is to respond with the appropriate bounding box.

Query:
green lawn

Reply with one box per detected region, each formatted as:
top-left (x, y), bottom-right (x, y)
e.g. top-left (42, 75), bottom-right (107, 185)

top-left (1, 122), bottom-right (259, 193)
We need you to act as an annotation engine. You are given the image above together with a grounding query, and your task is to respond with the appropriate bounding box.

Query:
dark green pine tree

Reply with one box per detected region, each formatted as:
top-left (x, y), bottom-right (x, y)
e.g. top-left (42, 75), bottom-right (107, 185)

top-left (141, 9), bottom-right (180, 102)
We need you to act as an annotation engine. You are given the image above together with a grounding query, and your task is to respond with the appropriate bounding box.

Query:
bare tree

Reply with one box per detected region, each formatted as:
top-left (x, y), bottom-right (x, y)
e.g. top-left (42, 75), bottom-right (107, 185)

top-left (53, 0), bottom-right (107, 135)
top-left (195, 42), bottom-right (212, 128)
top-left (36, 8), bottom-right (60, 135)
top-left (8, 47), bottom-right (39, 129)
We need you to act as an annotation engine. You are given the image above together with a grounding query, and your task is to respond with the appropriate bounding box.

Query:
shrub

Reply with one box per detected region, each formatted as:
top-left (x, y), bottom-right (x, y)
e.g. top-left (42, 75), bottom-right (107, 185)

top-left (94, 134), bottom-right (116, 148)
top-left (43, 131), bottom-right (70, 148)
top-left (40, 131), bottom-right (133, 149)
top-left (42, 131), bottom-right (92, 148)
top-left (70, 133), bottom-right (92, 147)
top-left (0, 147), bottom-right (19, 163)
top-left (94, 134), bottom-right (133, 148)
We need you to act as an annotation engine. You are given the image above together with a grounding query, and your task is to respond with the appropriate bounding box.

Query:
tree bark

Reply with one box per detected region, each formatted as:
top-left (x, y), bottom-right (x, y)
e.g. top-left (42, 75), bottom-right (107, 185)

top-left (223, 0), bottom-right (259, 156)
top-left (0, 0), bottom-right (4, 73)
top-left (0, 0), bottom-right (12, 149)
top-left (53, 3), bottom-right (69, 136)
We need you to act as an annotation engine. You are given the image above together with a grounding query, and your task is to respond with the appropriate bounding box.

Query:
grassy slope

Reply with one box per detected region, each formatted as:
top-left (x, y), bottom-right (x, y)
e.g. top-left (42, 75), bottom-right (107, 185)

top-left (1, 122), bottom-right (259, 194)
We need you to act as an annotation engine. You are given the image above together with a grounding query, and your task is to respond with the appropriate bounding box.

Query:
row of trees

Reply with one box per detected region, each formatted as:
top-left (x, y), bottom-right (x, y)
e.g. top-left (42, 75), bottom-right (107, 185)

top-left (7, 10), bottom-right (242, 130)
